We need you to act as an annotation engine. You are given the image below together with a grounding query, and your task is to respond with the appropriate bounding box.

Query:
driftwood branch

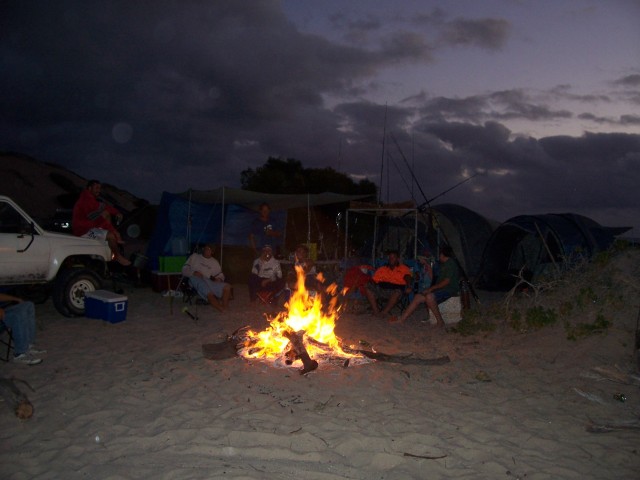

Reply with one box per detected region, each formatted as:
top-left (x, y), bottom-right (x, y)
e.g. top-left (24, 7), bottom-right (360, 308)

top-left (0, 377), bottom-right (34, 419)
top-left (343, 346), bottom-right (451, 366)
top-left (404, 452), bottom-right (448, 460)
top-left (586, 422), bottom-right (640, 433)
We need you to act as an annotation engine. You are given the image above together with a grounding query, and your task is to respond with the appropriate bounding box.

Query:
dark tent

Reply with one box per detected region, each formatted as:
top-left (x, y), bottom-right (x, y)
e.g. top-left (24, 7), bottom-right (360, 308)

top-left (478, 213), bottom-right (631, 291)
top-left (428, 204), bottom-right (496, 280)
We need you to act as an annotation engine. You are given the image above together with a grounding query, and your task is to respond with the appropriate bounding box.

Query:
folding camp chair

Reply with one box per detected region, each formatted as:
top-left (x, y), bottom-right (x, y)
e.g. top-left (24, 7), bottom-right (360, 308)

top-left (340, 263), bottom-right (374, 314)
top-left (0, 322), bottom-right (14, 362)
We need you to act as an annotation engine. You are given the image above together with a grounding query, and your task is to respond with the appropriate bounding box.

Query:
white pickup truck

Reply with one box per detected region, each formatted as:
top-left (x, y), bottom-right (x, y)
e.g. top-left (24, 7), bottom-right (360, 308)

top-left (0, 195), bottom-right (112, 316)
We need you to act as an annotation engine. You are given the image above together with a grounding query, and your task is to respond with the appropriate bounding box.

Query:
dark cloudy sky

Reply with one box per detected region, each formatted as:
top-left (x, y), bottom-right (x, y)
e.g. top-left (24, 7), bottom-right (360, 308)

top-left (2, 0), bottom-right (639, 236)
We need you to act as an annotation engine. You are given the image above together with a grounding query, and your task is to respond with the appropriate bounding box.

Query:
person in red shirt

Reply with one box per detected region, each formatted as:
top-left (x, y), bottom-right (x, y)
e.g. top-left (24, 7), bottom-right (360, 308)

top-left (72, 180), bottom-right (130, 265)
top-left (364, 250), bottom-right (413, 317)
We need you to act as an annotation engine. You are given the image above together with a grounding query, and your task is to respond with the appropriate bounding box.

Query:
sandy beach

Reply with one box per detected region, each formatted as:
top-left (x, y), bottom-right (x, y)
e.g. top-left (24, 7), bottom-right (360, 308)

top-left (1, 253), bottom-right (639, 479)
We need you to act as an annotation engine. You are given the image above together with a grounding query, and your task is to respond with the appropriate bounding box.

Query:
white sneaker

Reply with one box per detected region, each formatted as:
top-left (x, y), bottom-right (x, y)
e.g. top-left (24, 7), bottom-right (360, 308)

top-left (13, 353), bottom-right (43, 365)
top-left (28, 345), bottom-right (47, 354)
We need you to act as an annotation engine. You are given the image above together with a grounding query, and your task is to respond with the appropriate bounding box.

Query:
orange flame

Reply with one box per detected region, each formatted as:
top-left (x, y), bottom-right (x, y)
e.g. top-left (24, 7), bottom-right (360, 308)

top-left (240, 266), bottom-right (358, 362)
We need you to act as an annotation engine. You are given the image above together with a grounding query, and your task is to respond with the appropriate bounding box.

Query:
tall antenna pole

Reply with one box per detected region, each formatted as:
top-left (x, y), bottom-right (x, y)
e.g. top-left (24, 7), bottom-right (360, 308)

top-left (411, 134), bottom-right (415, 201)
top-left (378, 104), bottom-right (387, 205)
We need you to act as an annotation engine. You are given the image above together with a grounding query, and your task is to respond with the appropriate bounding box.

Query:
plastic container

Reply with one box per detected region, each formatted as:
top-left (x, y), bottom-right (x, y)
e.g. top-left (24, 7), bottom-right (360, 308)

top-left (171, 237), bottom-right (188, 255)
top-left (85, 290), bottom-right (128, 323)
top-left (159, 256), bottom-right (187, 273)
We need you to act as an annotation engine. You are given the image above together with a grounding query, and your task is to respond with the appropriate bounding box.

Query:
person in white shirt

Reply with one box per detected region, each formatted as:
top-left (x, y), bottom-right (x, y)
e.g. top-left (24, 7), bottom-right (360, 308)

top-left (182, 244), bottom-right (232, 312)
top-left (248, 244), bottom-right (284, 304)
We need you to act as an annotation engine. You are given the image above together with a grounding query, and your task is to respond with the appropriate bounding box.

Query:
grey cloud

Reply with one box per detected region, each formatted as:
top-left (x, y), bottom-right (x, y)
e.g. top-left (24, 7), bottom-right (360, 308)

top-left (577, 113), bottom-right (610, 123)
top-left (411, 8), bottom-right (448, 26)
top-left (488, 90), bottom-right (573, 121)
top-left (380, 123), bottom-right (640, 225)
top-left (578, 112), bottom-right (640, 127)
top-left (549, 85), bottom-right (611, 103)
top-left (419, 96), bottom-right (487, 122)
top-left (415, 90), bottom-right (573, 124)
top-left (620, 114), bottom-right (640, 125)
top-left (378, 31), bottom-right (434, 62)
top-left (440, 18), bottom-right (510, 50)
top-left (613, 74), bottom-right (640, 87)
top-left (1, 1), bottom-right (638, 236)
top-left (330, 13), bottom-right (383, 45)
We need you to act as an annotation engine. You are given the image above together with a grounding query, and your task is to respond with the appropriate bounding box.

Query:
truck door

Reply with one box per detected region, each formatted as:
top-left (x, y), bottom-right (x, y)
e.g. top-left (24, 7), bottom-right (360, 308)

top-left (0, 200), bottom-right (50, 282)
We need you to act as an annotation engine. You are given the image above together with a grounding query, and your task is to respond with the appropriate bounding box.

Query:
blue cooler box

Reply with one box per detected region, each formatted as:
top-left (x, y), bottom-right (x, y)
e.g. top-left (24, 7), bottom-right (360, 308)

top-left (85, 290), bottom-right (128, 323)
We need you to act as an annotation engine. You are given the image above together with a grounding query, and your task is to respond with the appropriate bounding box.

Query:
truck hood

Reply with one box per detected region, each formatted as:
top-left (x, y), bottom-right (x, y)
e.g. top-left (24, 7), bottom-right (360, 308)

top-left (43, 230), bottom-right (112, 259)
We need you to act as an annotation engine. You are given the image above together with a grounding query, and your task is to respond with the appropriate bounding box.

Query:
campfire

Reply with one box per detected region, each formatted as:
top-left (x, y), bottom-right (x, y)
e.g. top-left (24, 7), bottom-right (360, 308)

top-left (202, 267), bottom-right (450, 371)
top-left (237, 267), bottom-right (365, 373)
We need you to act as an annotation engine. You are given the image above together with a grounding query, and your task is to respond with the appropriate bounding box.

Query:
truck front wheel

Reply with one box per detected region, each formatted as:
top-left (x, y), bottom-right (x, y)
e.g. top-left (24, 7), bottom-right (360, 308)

top-left (53, 268), bottom-right (103, 317)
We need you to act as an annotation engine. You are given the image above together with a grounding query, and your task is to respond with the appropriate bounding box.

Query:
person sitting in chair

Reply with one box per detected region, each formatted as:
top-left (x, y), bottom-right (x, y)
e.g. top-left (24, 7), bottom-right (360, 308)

top-left (286, 243), bottom-right (318, 291)
top-left (389, 245), bottom-right (460, 327)
top-left (182, 244), bottom-right (232, 313)
top-left (0, 293), bottom-right (46, 365)
top-left (248, 245), bottom-right (284, 305)
top-left (364, 250), bottom-right (413, 317)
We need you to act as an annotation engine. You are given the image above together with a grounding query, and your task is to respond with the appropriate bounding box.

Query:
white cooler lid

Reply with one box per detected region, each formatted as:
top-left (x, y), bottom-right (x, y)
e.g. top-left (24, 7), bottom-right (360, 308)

top-left (84, 289), bottom-right (128, 302)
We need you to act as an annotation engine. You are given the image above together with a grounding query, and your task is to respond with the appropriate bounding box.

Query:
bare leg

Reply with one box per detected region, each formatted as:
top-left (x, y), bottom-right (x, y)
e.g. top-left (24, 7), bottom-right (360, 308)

top-left (207, 293), bottom-right (224, 312)
top-left (364, 287), bottom-right (380, 315)
top-left (380, 290), bottom-right (402, 316)
top-left (425, 293), bottom-right (445, 327)
top-left (392, 293), bottom-right (426, 323)
top-left (106, 232), bottom-right (131, 266)
top-left (221, 284), bottom-right (232, 309)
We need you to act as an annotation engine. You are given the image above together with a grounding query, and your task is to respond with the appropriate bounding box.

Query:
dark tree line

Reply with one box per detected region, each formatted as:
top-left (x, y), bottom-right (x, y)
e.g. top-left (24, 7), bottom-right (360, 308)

top-left (240, 157), bottom-right (377, 196)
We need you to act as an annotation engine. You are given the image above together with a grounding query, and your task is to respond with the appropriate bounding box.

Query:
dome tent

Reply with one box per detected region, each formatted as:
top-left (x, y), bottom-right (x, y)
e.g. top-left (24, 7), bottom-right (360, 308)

top-left (478, 213), bottom-right (631, 291)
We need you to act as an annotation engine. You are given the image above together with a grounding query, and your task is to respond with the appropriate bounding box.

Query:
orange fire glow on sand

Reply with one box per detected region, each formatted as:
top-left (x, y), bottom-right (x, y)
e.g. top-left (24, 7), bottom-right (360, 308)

top-left (238, 267), bottom-right (365, 368)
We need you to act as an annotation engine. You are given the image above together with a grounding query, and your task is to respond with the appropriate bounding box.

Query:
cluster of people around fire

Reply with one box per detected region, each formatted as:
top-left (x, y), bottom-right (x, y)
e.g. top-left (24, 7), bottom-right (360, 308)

top-left (3, 186), bottom-right (464, 366)
top-left (179, 199), bottom-right (462, 328)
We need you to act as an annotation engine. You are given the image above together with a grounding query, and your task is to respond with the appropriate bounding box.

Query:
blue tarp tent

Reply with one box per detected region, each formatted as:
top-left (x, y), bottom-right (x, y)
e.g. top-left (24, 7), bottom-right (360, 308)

top-left (146, 187), bottom-right (371, 270)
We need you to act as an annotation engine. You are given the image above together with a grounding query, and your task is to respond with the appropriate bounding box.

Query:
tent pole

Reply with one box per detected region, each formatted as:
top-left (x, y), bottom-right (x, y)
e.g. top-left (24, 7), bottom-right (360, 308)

top-left (307, 193), bottom-right (311, 245)
top-left (220, 187), bottom-right (225, 265)
top-left (414, 210), bottom-right (418, 258)
top-left (187, 189), bottom-right (192, 252)
top-left (534, 222), bottom-right (560, 273)
top-left (372, 214), bottom-right (378, 264)
top-left (344, 210), bottom-right (350, 261)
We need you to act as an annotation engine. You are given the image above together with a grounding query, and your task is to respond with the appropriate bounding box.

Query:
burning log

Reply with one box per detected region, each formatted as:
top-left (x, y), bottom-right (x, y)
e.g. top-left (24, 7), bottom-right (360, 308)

top-left (283, 330), bottom-right (318, 375)
top-left (0, 377), bottom-right (34, 419)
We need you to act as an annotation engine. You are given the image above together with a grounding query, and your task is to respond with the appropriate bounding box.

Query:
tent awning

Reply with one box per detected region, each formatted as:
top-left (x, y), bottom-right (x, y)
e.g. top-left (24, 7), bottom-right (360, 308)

top-left (175, 187), bottom-right (372, 211)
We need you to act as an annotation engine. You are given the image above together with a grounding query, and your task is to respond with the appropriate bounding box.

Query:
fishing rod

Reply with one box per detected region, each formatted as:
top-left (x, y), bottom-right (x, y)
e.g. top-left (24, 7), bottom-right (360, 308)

top-left (389, 132), bottom-right (481, 304)
top-left (422, 172), bottom-right (479, 207)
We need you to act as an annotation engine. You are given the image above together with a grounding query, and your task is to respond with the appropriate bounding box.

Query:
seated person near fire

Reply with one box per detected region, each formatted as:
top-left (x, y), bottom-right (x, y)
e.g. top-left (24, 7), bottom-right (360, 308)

top-left (248, 244), bottom-right (285, 304)
top-left (286, 243), bottom-right (318, 292)
top-left (389, 245), bottom-right (460, 327)
top-left (182, 244), bottom-right (232, 313)
top-left (364, 250), bottom-right (413, 317)
top-left (72, 179), bottom-right (130, 266)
